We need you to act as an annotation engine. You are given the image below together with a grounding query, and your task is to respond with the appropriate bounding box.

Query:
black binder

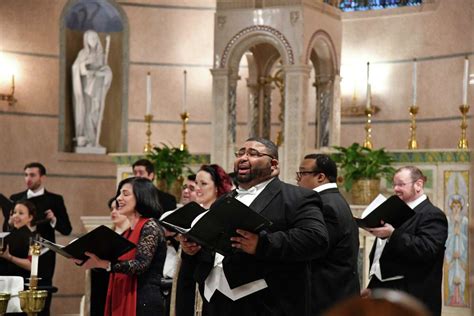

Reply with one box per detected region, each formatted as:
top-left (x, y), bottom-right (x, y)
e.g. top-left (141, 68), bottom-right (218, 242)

top-left (37, 225), bottom-right (136, 261)
top-left (355, 195), bottom-right (415, 229)
top-left (160, 196), bottom-right (272, 255)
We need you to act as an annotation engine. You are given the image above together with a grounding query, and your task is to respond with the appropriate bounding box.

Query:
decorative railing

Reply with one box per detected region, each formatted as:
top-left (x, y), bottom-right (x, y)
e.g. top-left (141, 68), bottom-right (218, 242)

top-left (331, 0), bottom-right (423, 11)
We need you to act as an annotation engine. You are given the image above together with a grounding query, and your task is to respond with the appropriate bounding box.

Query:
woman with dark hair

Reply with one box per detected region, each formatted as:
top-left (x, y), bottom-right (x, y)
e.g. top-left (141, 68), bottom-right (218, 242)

top-left (0, 200), bottom-right (38, 280)
top-left (79, 177), bottom-right (167, 316)
top-left (176, 164), bottom-right (233, 316)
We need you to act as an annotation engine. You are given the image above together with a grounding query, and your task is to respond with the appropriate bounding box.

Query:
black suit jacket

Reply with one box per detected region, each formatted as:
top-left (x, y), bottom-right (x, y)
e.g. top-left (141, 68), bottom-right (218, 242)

top-left (192, 178), bottom-right (329, 316)
top-left (369, 198), bottom-right (447, 316)
top-left (311, 187), bottom-right (360, 315)
top-left (0, 193), bottom-right (13, 231)
top-left (10, 190), bottom-right (72, 284)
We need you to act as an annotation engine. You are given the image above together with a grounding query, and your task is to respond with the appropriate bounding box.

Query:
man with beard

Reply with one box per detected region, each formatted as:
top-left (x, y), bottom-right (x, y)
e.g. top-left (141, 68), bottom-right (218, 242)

top-left (363, 166), bottom-right (447, 316)
top-left (180, 137), bottom-right (328, 316)
top-left (10, 162), bottom-right (72, 316)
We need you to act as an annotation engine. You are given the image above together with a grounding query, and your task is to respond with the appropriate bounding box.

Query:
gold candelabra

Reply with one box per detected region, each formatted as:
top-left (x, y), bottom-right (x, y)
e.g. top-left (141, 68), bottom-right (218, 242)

top-left (457, 104), bottom-right (469, 149)
top-left (0, 293), bottom-right (10, 315)
top-left (143, 114), bottom-right (154, 153)
top-left (408, 105), bottom-right (419, 149)
top-left (363, 108), bottom-right (373, 149)
top-left (180, 111), bottom-right (189, 151)
top-left (18, 242), bottom-right (48, 316)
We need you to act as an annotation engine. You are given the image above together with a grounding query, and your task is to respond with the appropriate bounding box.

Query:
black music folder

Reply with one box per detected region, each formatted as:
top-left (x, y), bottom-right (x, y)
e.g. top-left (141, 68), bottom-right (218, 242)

top-left (38, 225), bottom-right (135, 261)
top-left (355, 194), bottom-right (415, 229)
top-left (160, 197), bottom-right (272, 255)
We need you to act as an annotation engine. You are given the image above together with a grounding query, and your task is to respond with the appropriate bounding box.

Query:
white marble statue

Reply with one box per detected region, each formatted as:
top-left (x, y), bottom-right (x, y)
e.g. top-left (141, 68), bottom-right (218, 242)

top-left (72, 30), bottom-right (112, 153)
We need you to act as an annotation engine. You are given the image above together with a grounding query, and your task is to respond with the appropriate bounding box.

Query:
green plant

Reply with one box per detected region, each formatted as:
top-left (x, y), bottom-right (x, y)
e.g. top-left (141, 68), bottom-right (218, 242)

top-left (332, 143), bottom-right (395, 191)
top-left (147, 143), bottom-right (192, 191)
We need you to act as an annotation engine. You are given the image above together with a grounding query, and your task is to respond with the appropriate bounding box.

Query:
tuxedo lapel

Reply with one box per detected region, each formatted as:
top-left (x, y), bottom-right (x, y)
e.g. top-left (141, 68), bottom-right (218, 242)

top-left (249, 178), bottom-right (281, 214)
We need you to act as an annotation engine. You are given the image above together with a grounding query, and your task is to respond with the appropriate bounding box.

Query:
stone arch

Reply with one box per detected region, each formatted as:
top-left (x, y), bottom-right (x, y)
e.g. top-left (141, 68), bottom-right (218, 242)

top-left (305, 30), bottom-right (340, 148)
top-left (221, 25), bottom-right (295, 72)
top-left (59, 0), bottom-right (129, 152)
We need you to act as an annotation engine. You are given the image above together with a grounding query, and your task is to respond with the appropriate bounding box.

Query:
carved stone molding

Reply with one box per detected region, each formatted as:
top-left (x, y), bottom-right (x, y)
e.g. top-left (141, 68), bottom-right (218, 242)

top-left (220, 25), bottom-right (295, 68)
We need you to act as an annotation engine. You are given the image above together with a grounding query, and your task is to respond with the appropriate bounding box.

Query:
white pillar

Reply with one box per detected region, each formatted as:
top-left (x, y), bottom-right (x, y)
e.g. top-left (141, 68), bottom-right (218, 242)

top-left (281, 64), bottom-right (311, 184)
top-left (210, 68), bottom-right (230, 169)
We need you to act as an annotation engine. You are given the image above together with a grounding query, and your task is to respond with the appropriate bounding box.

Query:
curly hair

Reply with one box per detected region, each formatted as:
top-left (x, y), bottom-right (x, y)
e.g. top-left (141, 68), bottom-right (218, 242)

top-left (199, 164), bottom-right (233, 197)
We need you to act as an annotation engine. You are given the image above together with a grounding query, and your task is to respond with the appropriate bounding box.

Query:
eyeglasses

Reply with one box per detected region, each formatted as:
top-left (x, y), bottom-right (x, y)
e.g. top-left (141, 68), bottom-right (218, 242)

top-left (234, 148), bottom-right (274, 159)
top-left (296, 171), bottom-right (320, 180)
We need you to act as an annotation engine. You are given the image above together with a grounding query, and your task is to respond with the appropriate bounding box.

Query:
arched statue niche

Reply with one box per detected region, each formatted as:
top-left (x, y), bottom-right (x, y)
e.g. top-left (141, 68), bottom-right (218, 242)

top-left (307, 31), bottom-right (340, 149)
top-left (59, 0), bottom-right (129, 153)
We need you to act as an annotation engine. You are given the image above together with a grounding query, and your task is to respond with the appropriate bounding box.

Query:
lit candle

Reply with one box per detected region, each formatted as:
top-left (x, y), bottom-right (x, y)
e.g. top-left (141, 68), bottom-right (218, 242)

top-left (183, 70), bottom-right (187, 113)
top-left (462, 57), bottom-right (469, 105)
top-left (146, 72), bottom-right (152, 115)
top-left (412, 59), bottom-right (417, 106)
top-left (366, 62), bottom-right (371, 110)
top-left (31, 249), bottom-right (38, 277)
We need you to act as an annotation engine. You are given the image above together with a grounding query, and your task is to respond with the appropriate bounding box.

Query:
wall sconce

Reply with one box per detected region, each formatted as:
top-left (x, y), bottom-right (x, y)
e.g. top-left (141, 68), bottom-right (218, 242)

top-left (0, 74), bottom-right (16, 106)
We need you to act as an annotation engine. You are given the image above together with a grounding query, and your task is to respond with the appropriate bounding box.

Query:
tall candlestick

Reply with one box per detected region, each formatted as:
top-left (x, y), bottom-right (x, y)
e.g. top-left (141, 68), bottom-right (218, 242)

top-left (412, 59), bottom-right (417, 105)
top-left (462, 57), bottom-right (469, 105)
top-left (31, 252), bottom-right (38, 277)
top-left (146, 72), bottom-right (152, 115)
top-left (366, 62), bottom-right (371, 110)
top-left (183, 70), bottom-right (187, 113)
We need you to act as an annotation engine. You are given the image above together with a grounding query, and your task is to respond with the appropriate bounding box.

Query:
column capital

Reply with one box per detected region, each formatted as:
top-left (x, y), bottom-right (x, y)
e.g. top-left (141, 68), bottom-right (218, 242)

top-left (210, 68), bottom-right (230, 77)
top-left (282, 64), bottom-right (312, 75)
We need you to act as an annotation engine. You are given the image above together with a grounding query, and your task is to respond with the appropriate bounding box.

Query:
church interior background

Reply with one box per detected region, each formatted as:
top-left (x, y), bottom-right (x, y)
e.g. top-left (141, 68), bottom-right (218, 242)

top-left (0, 0), bottom-right (472, 314)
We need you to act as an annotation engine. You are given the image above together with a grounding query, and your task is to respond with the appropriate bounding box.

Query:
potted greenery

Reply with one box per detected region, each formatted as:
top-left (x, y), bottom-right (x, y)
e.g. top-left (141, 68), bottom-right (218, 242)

top-left (332, 143), bottom-right (395, 205)
top-left (147, 143), bottom-right (192, 199)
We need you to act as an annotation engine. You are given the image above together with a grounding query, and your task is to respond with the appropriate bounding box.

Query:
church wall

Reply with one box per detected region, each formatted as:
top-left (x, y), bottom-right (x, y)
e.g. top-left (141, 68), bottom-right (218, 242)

top-left (339, 0), bottom-right (473, 150)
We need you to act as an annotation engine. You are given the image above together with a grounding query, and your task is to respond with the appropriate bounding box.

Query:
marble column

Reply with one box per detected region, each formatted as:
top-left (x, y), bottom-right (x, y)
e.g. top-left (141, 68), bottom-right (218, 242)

top-left (281, 64), bottom-right (311, 183)
top-left (330, 74), bottom-right (341, 147)
top-left (246, 79), bottom-right (259, 138)
top-left (262, 80), bottom-right (273, 139)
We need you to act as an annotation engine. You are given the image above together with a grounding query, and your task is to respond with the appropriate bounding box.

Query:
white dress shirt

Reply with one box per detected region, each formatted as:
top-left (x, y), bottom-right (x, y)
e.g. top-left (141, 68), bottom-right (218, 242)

top-left (313, 182), bottom-right (338, 193)
top-left (204, 178), bottom-right (274, 301)
top-left (26, 187), bottom-right (56, 228)
top-left (369, 194), bottom-right (427, 282)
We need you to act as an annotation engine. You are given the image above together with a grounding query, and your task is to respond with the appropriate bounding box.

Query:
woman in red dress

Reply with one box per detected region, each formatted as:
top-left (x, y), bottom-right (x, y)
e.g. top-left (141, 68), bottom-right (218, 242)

top-left (80, 177), bottom-right (167, 316)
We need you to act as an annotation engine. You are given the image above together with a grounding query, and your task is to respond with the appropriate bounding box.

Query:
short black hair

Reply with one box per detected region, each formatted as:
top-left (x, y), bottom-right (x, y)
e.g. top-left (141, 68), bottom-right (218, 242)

top-left (132, 159), bottom-right (155, 175)
top-left (245, 137), bottom-right (278, 160)
top-left (24, 162), bottom-right (46, 176)
top-left (187, 174), bottom-right (196, 181)
top-left (303, 154), bottom-right (338, 182)
top-left (115, 177), bottom-right (163, 218)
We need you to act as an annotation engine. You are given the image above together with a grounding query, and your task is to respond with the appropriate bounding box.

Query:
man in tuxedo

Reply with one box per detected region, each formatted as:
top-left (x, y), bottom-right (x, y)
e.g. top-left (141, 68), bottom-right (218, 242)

top-left (132, 159), bottom-right (177, 212)
top-left (10, 162), bottom-right (72, 316)
top-left (363, 166), bottom-right (448, 316)
top-left (297, 154), bottom-right (360, 315)
top-left (180, 137), bottom-right (329, 316)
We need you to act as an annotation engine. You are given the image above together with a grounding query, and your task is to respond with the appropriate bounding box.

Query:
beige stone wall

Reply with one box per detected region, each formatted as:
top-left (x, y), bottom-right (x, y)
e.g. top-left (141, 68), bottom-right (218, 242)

top-left (339, 0), bottom-right (473, 150)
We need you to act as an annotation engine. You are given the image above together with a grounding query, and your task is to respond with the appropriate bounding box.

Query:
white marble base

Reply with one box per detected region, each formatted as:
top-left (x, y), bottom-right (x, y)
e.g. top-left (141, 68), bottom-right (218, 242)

top-left (74, 146), bottom-right (106, 154)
